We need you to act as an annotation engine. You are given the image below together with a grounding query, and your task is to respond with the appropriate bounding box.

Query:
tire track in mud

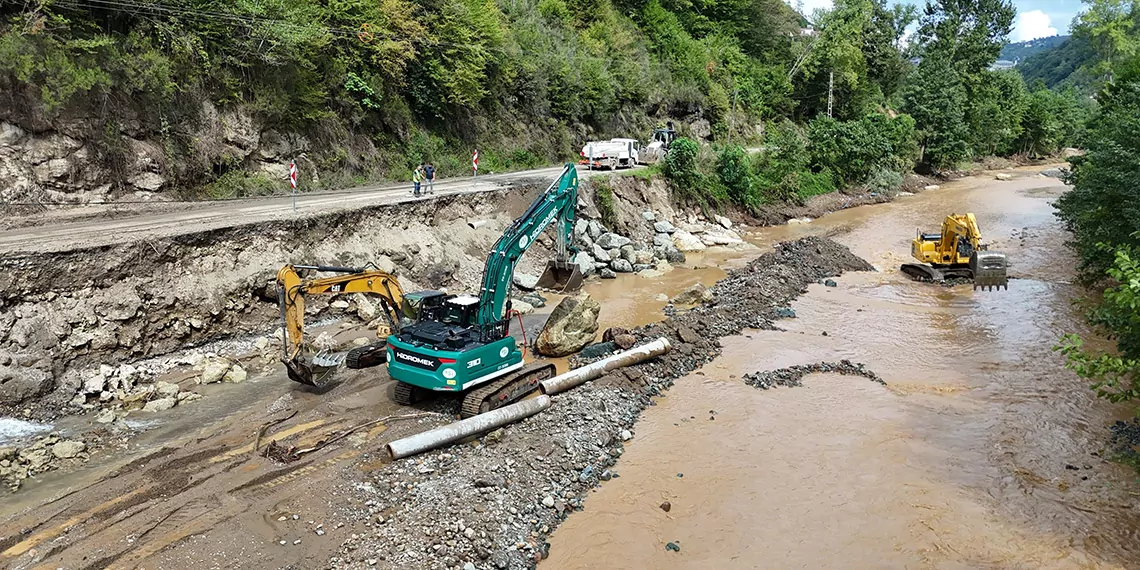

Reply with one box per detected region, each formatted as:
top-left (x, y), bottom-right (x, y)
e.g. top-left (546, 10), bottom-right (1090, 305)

top-left (0, 410), bottom-right (372, 569)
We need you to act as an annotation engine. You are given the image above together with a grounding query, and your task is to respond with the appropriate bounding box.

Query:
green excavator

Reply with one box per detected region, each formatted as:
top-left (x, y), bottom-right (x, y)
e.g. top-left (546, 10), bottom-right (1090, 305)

top-left (385, 164), bottom-right (584, 417)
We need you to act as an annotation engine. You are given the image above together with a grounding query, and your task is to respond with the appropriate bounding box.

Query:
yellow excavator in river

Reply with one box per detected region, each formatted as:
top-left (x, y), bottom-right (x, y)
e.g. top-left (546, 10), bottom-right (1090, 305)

top-left (276, 264), bottom-right (406, 386)
top-left (900, 213), bottom-right (1009, 291)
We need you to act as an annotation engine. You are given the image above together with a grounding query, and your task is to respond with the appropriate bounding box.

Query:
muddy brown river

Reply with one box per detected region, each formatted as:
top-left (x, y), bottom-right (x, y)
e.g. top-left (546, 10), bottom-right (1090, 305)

top-left (545, 169), bottom-right (1140, 569)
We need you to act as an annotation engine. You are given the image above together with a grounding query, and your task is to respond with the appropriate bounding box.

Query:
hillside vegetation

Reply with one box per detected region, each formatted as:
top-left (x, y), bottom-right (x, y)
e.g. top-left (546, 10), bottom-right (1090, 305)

top-left (1000, 34), bottom-right (1069, 61)
top-left (0, 0), bottom-right (1089, 203)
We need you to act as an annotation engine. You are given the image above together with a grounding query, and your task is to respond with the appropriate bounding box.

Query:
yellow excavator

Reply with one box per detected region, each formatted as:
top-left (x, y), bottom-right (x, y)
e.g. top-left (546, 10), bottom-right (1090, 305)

top-left (900, 213), bottom-right (1009, 291)
top-left (276, 264), bottom-right (405, 386)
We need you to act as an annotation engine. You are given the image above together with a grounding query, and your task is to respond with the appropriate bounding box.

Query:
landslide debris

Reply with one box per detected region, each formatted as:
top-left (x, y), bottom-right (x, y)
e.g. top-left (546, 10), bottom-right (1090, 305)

top-left (331, 236), bottom-right (874, 570)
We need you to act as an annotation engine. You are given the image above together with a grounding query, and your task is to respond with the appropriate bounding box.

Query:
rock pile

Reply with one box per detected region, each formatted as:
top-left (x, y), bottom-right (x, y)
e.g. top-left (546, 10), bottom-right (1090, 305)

top-left (742, 361), bottom-right (884, 390)
top-left (0, 433), bottom-right (91, 491)
top-left (68, 361), bottom-right (202, 422)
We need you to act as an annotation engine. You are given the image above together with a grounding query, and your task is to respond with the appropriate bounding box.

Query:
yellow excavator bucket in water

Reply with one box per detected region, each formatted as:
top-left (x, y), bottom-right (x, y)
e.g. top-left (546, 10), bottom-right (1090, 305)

top-left (535, 260), bottom-right (584, 292)
top-left (970, 251), bottom-right (1009, 291)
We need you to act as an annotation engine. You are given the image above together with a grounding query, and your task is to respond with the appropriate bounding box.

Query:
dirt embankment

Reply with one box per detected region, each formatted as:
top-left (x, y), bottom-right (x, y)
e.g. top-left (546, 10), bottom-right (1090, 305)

top-left (0, 186), bottom-right (560, 419)
top-left (329, 237), bottom-right (874, 570)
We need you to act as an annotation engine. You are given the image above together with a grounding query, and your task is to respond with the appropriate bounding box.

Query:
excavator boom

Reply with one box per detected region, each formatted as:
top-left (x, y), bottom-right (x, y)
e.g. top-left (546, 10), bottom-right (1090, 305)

top-left (276, 264), bottom-right (405, 386)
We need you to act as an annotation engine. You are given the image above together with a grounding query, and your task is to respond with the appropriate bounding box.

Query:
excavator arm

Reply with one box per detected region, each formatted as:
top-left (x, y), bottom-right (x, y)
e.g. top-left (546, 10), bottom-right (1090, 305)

top-left (477, 163), bottom-right (581, 327)
top-left (276, 264), bottom-right (405, 386)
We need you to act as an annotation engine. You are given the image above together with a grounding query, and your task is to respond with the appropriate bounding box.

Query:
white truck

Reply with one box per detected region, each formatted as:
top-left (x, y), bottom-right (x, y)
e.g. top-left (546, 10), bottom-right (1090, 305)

top-left (579, 138), bottom-right (640, 170)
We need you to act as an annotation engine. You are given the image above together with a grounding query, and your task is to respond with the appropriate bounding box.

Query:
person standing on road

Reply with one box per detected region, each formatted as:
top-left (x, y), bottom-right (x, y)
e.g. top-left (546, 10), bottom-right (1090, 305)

top-left (425, 162), bottom-right (436, 194)
top-left (412, 164), bottom-right (423, 196)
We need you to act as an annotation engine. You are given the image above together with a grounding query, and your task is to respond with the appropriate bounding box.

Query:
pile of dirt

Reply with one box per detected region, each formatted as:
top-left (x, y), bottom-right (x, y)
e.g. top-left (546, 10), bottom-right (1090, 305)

top-left (329, 236), bottom-right (875, 570)
top-left (742, 361), bottom-right (884, 390)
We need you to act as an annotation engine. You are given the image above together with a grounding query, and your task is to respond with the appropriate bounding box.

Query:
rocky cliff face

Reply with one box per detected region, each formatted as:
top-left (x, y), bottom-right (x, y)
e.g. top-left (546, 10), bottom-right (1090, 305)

top-left (0, 102), bottom-right (313, 205)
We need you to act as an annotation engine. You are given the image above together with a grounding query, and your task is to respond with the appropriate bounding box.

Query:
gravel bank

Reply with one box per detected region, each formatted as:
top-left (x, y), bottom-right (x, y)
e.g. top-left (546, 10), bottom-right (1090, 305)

top-left (742, 361), bottom-right (884, 390)
top-left (329, 236), bottom-right (875, 570)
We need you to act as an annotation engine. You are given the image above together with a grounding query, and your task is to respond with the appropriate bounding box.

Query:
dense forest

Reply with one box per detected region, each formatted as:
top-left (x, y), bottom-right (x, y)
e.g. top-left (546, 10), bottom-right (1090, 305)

top-left (0, 0), bottom-right (1094, 202)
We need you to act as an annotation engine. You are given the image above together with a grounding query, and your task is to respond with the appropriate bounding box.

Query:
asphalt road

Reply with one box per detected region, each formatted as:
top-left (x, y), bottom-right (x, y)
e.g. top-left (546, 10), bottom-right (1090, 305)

top-left (1, 164), bottom-right (626, 255)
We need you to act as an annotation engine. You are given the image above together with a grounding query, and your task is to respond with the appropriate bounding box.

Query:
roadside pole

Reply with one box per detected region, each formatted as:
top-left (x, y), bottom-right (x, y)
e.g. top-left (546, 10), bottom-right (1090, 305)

top-left (289, 159), bottom-right (297, 211)
top-left (472, 149), bottom-right (479, 179)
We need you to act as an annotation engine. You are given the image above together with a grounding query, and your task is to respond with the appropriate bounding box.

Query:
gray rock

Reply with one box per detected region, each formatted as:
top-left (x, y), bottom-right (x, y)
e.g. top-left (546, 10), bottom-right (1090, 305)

top-left (580, 341), bottom-right (617, 358)
top-left (774, 307), bottom-right (797, 318)
top-left (223, 364), bottom-right (247, 384)
top-left (0, 365), bottom-right (53, 405)
top-left (608, 248), bottom-right (621, 260)
top-left (599, 268), bottom-right (617, 279)
top-left (535, 294), bottom-right (600, 357)
top-left (620, 245), bottom-right (636, 263)
top-left (197, 359), bottom-right (231, 384)
top-left (0, 122), bottom-right (25, 145)
top-left (572, 252), bottom-right (596, 277)
top-left (823, 279), bottom-right (838, 287)
top-left (595, 233), bottom-right (631, 249)
top-left (82, 373), bottom-right (107, 395)
top-left (142, 397), bottom-right (177, 412)
top-left (512, 273), bottom-right (539, 291)
top-left (574, 219), bottom-right (588, 237)
top-left (641, 210), bottom-right (656, 222)
top-left (154, 380), bottom-right (180, 398)
top-left (128, 172), bottom-right (167, 192)
top-left (51, 440), bottom-right (86, 459)
top-left (512, 300), bottom-right (535, 315)
top-left (1040, 167), bottom-right (1067, 179)
top-left (671, 230), bottom-right (706, 251)
top-left (671, 283), bottom-right (713, 305)
top-left (587, 220), bottom-right (603, 239)
top-left (611, 259), bottom-right (634, 273)
top-left (591, 243), bottom-right (611, 262)
top-left (665, 249), bottom-right (686, 263)
top-left (521, 292), bottom-right (547, 308)
top-left (653, 220), bottom-right (676, 234)
top-left (633, 250), bottom-right (654, 265)
top-left (714, 214), bottom-right (733, 229)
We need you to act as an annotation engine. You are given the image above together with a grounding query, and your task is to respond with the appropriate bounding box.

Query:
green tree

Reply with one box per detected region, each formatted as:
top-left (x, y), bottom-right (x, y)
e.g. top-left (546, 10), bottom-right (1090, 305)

top-left (1054, 57), bottom-right (1140, 281)
top-left (902, 54), bottom-right (969, 168)
top-left (913, 0), bottom-right (1015, 77)
top-left (964, 69), bottom-right (1029, 156)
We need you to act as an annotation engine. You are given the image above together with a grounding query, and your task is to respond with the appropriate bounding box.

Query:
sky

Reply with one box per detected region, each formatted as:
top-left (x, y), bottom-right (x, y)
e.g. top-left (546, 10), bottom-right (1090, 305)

top-left (791, 0), bottom-right (1085, 42)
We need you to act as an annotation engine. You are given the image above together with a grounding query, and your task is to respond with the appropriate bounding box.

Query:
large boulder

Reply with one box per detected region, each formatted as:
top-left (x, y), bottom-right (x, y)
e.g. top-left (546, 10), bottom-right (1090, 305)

top-left (611, 259), bottom-right (634, 273)
top-left (572, 252), bottom-right (596, 277)
top-left (672, 230), bottom-right (707, 252)
top-left (0, 365), bottom-right (53, 405)
top-left (596, 233), bottom-right (631, 249)
top-left (671, 283), bottom-right (713, 305)
top-left (653, 221), bottom-right (676, 234)
top-left (535, 294), bottom-right (601, 357)
top-left (513, 273), bottom-right (539, 291)
top-left (591, 243), bottom-right (612, 262)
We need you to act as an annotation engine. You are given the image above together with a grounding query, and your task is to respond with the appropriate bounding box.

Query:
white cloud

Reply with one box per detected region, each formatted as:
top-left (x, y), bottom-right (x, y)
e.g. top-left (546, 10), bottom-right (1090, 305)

top-left (1012, 10), bottom-right (1059, 42)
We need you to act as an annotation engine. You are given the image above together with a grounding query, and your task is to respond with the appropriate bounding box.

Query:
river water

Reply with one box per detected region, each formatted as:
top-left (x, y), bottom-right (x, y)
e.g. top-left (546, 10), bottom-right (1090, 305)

top-left (544, 169), bottom-right (1140, 569)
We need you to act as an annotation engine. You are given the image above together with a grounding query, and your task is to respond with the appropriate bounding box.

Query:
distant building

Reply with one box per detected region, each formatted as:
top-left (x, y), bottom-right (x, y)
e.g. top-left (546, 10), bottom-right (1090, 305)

top-left (990, 59), bottom-right (1018, 70)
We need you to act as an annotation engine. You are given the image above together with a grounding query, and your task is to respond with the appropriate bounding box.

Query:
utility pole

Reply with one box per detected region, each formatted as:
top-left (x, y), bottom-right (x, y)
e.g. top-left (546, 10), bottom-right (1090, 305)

top-left (827, 70), bottom-right (834, 119)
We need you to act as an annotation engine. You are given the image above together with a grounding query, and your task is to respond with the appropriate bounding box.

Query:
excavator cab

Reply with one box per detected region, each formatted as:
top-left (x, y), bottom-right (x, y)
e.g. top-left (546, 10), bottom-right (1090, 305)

top-left (535, 260), bottom-right (584, 292)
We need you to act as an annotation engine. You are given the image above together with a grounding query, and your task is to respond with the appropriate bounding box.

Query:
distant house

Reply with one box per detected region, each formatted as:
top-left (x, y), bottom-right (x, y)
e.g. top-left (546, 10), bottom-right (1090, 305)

top-left (990, 59), bottom-right (1018, 70)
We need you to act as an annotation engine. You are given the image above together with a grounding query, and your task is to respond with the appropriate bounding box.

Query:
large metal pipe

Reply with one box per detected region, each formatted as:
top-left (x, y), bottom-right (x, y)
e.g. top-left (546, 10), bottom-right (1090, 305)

top-left (540, 337), bottom-right (671, 395)
top-left (386, 395), bottom-right (552, 460)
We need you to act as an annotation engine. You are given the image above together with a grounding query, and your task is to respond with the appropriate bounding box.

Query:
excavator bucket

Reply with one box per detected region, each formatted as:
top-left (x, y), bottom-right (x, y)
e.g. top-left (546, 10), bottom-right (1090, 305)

top-left (535, 260), bottom-right (584, 292)
top-left (970, 251), bottom-right (1009, 291)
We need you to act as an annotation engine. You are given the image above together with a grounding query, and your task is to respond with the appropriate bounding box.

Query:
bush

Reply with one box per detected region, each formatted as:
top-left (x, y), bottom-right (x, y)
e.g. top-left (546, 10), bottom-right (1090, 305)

top-left (807, 113), bottom-right (918, 185)
top-left (664, 137), bottom-right (703, 195)
top-left (796, 169), bottom-right (836, 201)
top-left (865, 167), bottom-right (903, 194)
top-left (715, 145), bottom-right (760, 208)
top-left (594, 182), bottom-right (618, 228)
top-left (204, 171), bottom-right (279, 199)
top-left (754, 120), bottom-right (809, 202)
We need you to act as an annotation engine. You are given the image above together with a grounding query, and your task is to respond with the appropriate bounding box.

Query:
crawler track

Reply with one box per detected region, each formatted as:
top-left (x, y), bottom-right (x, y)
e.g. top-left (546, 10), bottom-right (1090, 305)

top-left (460, 362), bottom-right (555, 418)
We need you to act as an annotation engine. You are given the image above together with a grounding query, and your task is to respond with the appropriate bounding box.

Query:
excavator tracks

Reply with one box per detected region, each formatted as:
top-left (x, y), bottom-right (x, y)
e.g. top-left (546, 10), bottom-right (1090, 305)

top-left (900, 263), bottom-right (972, 283)
top-left (460, 362), bottom-right (556, 419)
top-left (345, 342), bottom-right (388, 369)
